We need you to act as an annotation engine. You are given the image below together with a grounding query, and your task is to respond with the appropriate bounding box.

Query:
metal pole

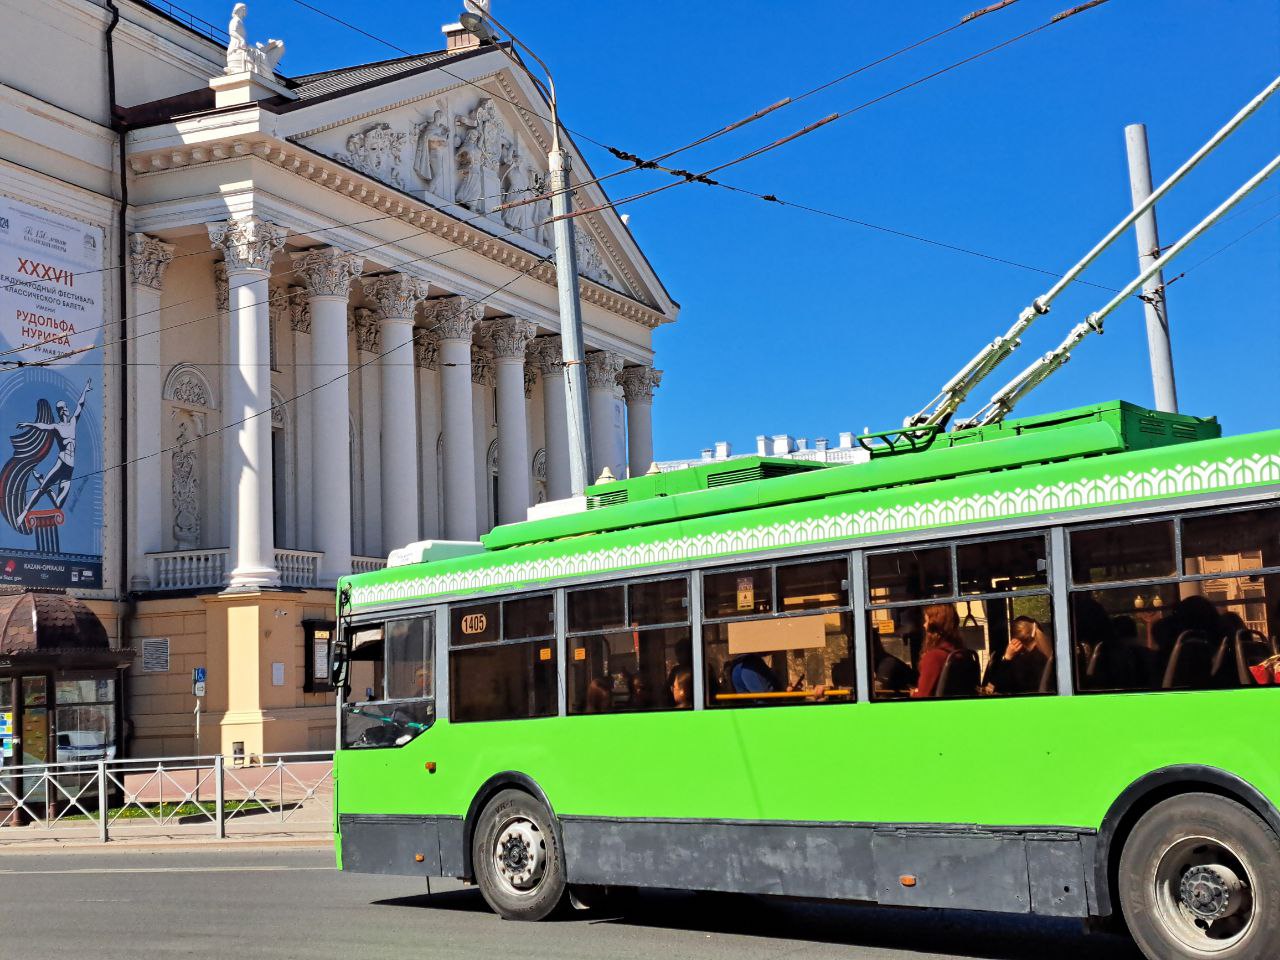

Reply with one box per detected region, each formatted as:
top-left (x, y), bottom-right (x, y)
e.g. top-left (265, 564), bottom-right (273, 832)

top-left (97, 759), bottom-right (108, 843)
top-left (214, 753), bottom-right (225, 839)
top-left (193, 699), bottom-right (200, 806)
top-left (459, 7), bottom-right (594, 494)
top-left (549, 150), bottom-right (593, 494)
top-left (1126, 124), bottom-right (1178, 412)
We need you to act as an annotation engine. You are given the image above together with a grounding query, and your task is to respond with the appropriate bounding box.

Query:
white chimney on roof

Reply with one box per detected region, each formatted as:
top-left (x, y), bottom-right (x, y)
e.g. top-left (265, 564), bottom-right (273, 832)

top-left (714, 441), bottom-right (731, 460)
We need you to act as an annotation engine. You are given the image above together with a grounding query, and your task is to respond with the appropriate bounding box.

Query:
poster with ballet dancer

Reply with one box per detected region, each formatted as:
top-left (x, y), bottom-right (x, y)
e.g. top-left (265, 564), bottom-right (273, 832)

top-left (0, 196), bottom-right (103, 590)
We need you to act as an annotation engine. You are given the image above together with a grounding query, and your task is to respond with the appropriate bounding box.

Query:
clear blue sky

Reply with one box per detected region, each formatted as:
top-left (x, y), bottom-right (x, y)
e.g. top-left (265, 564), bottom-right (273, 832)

top-left (183, 0), bottom-right (1279, 455)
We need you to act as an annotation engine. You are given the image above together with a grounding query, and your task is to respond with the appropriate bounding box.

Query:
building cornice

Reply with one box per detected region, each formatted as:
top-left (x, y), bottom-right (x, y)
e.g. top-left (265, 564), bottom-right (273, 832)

top-left (126, 128), bottom-right (671, 330)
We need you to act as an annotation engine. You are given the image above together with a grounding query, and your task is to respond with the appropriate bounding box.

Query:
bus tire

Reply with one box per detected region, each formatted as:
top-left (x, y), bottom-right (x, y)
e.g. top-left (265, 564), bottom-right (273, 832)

top-left (472, 788), bottom-right (567, 921)
top-left (1118, 792), bottom-right (1280, 960)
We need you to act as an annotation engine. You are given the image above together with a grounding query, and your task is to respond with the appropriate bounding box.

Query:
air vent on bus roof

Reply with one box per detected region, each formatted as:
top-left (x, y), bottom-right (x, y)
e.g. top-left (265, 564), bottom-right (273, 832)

top-left (586, 489), bottom-right (629, 509)
top-left (704, 461), bottom-right (816, 489)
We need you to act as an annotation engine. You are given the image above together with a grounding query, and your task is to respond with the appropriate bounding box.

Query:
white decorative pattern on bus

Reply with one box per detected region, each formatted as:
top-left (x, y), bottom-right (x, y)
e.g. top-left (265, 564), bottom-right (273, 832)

top-left (350, 452), bottom-right (1280, 606)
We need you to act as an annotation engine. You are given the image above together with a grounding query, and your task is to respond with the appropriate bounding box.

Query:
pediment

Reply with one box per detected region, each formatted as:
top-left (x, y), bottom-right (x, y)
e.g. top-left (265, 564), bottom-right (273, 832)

top-left (285, 62), bottom-right (659, 309)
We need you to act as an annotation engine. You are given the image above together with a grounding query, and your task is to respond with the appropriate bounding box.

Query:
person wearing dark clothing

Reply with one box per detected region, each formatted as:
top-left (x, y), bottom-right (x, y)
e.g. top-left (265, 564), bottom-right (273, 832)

top-left (871, 636), bottom-right (916, 694)
top-left (984, 616), bottom-right (1052, 694)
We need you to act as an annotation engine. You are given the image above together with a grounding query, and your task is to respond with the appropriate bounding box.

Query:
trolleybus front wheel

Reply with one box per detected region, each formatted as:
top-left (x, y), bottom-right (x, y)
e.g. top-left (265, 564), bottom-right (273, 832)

top-left (1118, 792), bottom-right (1280, 960)
top-left (472, 789), bottom-right (567, 921)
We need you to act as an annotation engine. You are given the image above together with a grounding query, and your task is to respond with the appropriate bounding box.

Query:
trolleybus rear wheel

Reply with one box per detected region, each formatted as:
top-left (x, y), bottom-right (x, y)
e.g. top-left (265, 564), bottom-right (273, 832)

top-left (1118, 792), bottom-right (1280, 960)
top-left (473, 789), bottom-right (567, 921)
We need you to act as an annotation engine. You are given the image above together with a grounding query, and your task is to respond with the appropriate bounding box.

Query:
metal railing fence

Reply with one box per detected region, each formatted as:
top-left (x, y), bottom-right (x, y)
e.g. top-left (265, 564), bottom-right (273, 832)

top-left (0, 751), bottom-right (333, 843)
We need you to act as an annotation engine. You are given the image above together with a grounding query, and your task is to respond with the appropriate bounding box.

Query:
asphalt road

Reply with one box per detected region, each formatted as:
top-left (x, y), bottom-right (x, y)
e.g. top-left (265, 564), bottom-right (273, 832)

top-left (0, 847), bottom-right (1145, 960)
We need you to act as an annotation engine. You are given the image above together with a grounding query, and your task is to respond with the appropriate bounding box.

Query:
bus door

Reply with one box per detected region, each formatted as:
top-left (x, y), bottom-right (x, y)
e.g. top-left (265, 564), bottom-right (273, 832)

top-left (333, 609), bottom-right (437, 750)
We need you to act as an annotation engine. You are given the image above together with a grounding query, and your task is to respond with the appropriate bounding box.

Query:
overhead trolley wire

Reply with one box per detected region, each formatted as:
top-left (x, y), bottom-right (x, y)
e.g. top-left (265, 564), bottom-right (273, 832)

top-left (2, 0), bottom-right (1117, 371)
top-left (549, 1), bottom-right (1112, 225)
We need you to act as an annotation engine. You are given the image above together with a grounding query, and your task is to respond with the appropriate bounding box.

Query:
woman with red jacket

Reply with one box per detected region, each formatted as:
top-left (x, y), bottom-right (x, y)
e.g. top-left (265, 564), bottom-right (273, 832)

top-left (913, 603), bottom-right (962, 698)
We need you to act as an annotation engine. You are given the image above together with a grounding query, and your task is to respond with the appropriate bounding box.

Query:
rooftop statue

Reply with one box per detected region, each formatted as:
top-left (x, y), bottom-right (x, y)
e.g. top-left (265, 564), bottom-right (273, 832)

top-left (225, 3), bottom-right (285, 76)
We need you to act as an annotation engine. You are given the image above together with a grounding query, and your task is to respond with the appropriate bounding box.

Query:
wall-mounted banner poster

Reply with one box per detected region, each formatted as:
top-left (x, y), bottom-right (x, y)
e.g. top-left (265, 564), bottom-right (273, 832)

top-left (0, 197), bottom-right (104, 590)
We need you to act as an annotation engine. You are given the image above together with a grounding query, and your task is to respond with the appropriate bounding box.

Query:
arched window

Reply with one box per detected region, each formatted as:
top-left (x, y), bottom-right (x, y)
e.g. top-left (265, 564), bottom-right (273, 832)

top-left (532, 448), bottom-right (548, 505)
top-left (487, 439), bottom-right (499, 531)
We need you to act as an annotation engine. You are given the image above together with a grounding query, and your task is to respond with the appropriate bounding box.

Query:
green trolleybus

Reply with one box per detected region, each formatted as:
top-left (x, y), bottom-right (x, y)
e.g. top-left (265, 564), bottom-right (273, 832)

top-left (329, 400), bottom-right (1280, 960)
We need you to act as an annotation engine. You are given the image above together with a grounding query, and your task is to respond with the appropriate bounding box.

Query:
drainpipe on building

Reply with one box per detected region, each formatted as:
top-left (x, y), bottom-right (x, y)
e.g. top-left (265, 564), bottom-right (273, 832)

top-left (104, 1), bottom-right (137, 753)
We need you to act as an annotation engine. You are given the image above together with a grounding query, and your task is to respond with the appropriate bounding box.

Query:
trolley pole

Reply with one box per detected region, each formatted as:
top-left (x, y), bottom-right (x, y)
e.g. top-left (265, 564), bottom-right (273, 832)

top-left (1125, 123), bottom-right (1179, 413)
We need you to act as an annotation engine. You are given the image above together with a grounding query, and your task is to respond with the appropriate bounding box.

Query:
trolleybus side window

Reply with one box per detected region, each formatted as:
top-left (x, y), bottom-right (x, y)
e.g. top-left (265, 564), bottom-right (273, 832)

top-left (449, 594), bottom-right (557, 723)
top-left (702, 555), bottom-right (854, 707)
top-left (866, 533), bottom-right (1055, 700)
top-left (567, 576), bottom-right (692, 714)
top-left (1071, 506), bottom-right (1280, 692)
top-left (340, 614), bottom-right (435, 749)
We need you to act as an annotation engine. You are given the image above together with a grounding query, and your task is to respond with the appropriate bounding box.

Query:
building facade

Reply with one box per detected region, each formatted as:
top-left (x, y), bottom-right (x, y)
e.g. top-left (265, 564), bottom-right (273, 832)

top-left (0, 0), bottom-right (676, 760)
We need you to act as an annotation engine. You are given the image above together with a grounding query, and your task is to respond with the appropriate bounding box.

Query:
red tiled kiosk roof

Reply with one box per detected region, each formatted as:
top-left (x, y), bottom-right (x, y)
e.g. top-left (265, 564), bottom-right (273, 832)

top-left (0, 592), bottom-right (109, 655)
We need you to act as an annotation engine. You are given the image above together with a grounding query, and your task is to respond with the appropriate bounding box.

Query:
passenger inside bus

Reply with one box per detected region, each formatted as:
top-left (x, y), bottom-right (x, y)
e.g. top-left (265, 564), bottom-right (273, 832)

top-left (983, 616), bottom-right (1053, 695)
top-left (913, 603), bottom-right (978, 698)
top-left (585, 675), bottom-right (613, 713)
top-left (669, 667), bottom-right (694, 708)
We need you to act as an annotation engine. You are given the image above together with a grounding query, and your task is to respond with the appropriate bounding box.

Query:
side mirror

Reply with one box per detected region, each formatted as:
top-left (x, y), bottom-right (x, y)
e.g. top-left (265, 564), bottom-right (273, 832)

top-left (330, 640), bottom-right (350, 689)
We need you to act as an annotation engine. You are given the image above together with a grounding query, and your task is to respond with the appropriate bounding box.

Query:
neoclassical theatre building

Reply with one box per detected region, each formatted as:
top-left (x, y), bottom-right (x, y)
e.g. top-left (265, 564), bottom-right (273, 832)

top-left (0, 0), bottom-right (676, 759)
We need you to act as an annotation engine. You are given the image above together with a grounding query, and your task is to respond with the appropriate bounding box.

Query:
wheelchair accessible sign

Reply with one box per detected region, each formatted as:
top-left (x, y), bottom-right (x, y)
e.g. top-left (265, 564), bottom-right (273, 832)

top-left (192, 666), bottom-right (206, 698)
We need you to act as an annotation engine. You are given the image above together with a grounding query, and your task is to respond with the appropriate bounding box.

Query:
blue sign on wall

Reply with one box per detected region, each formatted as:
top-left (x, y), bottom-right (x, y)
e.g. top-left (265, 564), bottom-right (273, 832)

top-left (0, 197), bottom-right (104, 590)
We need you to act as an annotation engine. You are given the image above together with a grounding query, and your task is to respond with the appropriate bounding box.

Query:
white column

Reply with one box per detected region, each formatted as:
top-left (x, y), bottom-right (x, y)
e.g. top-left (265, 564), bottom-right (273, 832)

top-left (483, 317), bottom-right (537, 525)
top-left (364, 274), bottom-right (428, 552)
top-left (291, 246), bottom-right (363, 584)
top-left (288, 288), bottom-right (314, 550)
top-left (471, 344), bottom-right (493, 531)
top-left (208, 215), bottom-right (287, 590)
top-left (414, 333), bottom-right (442, 540)
top-left (621, 366), bottom-right (662, 478)
top-left (353, 308), bottom-right (382, 557)
top-left (127, 234), bottom-right (174, 588)
top-left (215, 263), bottom-right (233, 550)
top-left (426, 297), bottom-right (483, 540)
top-left (585, 350), bottom-right (624, 482)
top-left (534, 336), bottom-right (570, 500)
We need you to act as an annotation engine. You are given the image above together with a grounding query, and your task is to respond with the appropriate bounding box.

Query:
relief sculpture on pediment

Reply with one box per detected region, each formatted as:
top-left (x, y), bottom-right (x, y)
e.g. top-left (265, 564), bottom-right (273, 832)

top-left (411, 104), bottom-right (452, 197)
top-left (574, 230), bottom-right (616, 288)
top-left (499, 141), bottom-right (535, 233)
top-left (345, 123), bottom-right (407, 188)
top-left (454, 98), bottom-right (506, 214)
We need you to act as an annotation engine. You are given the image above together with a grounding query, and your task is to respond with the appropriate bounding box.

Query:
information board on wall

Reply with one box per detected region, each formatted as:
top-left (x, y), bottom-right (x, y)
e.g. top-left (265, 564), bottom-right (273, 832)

top-left (0, 196), bottom-right (104, 590)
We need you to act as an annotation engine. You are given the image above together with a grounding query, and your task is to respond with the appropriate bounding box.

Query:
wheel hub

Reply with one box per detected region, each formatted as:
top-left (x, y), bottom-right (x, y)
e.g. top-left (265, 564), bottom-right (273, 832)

top-left (1179, 864), bottom-right (1243, 922)
top-left (494, 819), bottom-right (543, 890)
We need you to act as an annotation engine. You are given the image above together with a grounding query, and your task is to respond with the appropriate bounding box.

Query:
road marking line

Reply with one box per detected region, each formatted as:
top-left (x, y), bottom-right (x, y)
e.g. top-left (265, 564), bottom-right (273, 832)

top-left (0, 865), bottom-right (335, 875)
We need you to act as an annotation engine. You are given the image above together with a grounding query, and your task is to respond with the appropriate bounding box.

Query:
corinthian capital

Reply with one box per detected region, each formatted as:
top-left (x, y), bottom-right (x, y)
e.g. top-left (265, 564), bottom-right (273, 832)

top-left (481, 317), bottom-right (537, 360)
top-left (424, 295), bottom-right (485, 342)
top-left (532, 336), bottom-right (564, 376)
top-left (362, 273), bottom-right (429, 320)
top-left (291, 247), bottom-right (364, 299)
top-left (208, 215), bottom-right (287, 273)
top-left (620, 366), bottom-right (662, 404)
top-left (585, 350), bottom-right (624, 390)
top-left (129, 233), bottom-right (175, 291)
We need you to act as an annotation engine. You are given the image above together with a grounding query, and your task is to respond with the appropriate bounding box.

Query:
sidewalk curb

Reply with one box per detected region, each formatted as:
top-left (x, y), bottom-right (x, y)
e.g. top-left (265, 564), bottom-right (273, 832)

top-left (0, 836), bottom-right (332, 855)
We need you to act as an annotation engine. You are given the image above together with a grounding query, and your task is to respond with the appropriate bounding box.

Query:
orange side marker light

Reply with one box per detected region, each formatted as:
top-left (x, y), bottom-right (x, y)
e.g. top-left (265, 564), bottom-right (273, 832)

top-left (900, 875), bottom-right (917, 888)
top-left (424, 762), bottom-right (437, 774)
